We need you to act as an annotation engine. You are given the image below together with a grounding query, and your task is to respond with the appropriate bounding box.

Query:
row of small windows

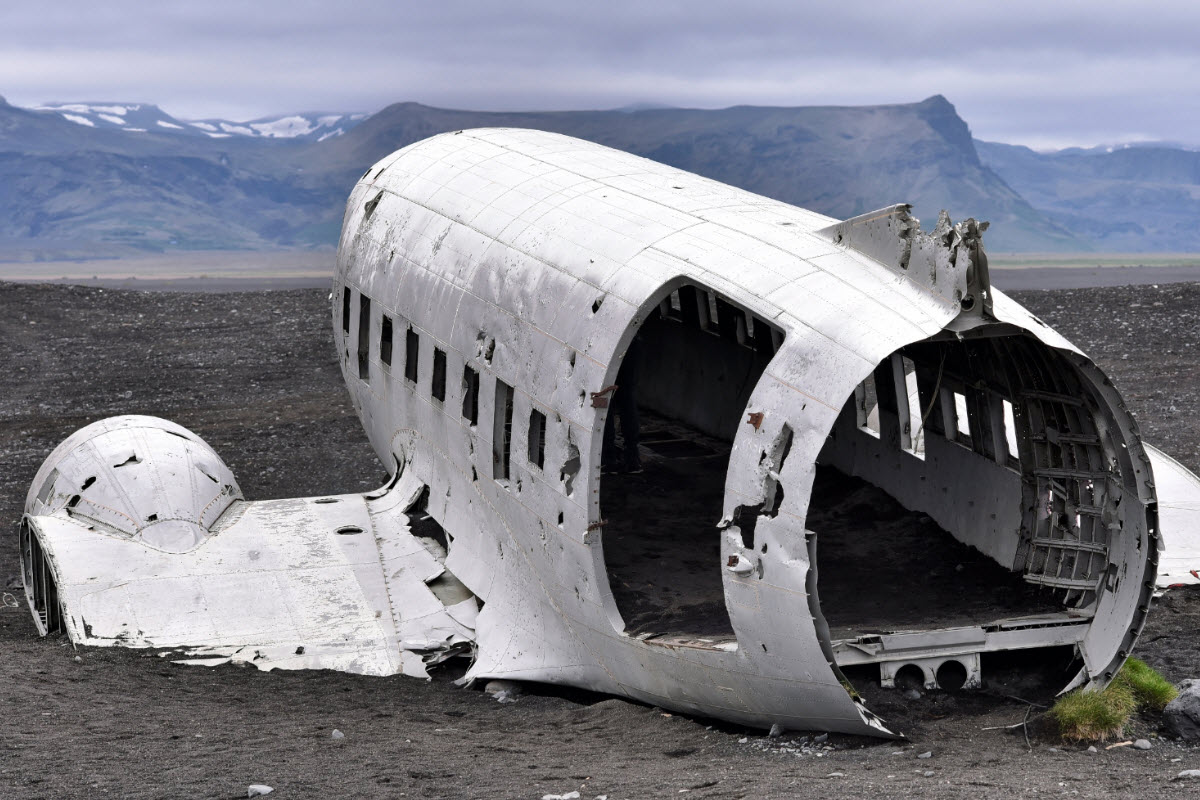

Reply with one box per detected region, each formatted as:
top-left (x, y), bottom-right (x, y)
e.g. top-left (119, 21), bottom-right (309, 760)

top-left (342, 285), bottom-right (549, 482)
top-left (855, 354), bottom-right (1020, 471)
top-left (660, 286), bottom-right (783, 356)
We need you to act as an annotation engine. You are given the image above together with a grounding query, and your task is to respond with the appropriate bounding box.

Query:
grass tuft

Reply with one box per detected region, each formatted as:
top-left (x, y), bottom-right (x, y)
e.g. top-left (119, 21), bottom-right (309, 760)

top-left (1113, 657), bottom-right (1178, 711)
top-left (1051, 658), bottom-right (1177, 741)
top-left (1052, 682), bottom-right (1136, 741)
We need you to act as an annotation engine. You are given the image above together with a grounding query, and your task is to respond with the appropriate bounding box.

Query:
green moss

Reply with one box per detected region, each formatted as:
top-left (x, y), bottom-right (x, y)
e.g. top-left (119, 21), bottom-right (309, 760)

top-left (1051, 658), bottom-right (1177, 741)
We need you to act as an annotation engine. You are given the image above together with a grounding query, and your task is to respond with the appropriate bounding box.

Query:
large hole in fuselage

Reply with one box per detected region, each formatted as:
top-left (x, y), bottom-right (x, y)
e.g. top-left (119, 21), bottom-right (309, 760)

top-left (600, 286), bottom-right (782, 641)
top-left (812, 330), bottom-right (1135, 693)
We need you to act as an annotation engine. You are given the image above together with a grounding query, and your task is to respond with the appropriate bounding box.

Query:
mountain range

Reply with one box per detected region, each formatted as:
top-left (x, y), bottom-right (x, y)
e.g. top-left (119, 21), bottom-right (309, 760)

top-left (0, 94), bottom-right (1195, 258)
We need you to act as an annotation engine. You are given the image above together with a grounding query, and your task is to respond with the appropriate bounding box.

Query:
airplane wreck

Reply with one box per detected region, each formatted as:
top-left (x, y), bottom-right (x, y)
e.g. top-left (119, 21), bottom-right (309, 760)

top-left (19, 128), bottom-right (1200, 736)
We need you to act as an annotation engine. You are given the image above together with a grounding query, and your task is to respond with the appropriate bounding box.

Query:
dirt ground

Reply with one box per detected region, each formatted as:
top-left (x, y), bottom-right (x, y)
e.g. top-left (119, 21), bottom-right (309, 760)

top-left (3, 279), bottom-right (1200, 799)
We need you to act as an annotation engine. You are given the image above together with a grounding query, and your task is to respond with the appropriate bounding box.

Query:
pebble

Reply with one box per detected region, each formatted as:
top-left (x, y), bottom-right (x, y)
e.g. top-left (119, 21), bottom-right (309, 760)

top-left (768, 723), bottom-right (785, 738)
top-left (814, 733), bottom-right (829, 743)
top-left (1132, 739), bottom-right (1152, 750)
top-left (923, 771), bottom-right (935, 777)
top-left (331, 729), bottom-right (345, 740)
top-left (1178, 770), bottom-right (1200, 780)
top-left (1087, 746), bottom-right (1098, 753)
top-left (917, 751), bottom-right (933, 759)
top-left (74, 655), bottom-right (83, 663)
top-left (247, 786), bottom-right (273, 797)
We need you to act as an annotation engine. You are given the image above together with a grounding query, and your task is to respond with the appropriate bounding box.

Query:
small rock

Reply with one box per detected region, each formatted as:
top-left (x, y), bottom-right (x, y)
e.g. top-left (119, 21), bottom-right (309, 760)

top-left (917, 751), bottom-right (933, 759)
top-left (826, 772), bottom-right (845, 778)
top-left (1132, 739), bottom-right (1152, 750)
top-left (74, 655), bottom-right (83, 663)
top-left (540, 793), bottom-right (580, 800)
top-left (923, 771), bottom-right (935, 777)
top-left (247, 786), bottom-right (273, 797)
top-left (903, 688), bottom-right (921, 701)
top-left (331, 729), bottom-right (345, 740)
top-left (814, 733), bottom-right (829, 743)
top-left (1177, 770), bottom-right (1200, 780)
top-left (737, 737), bottom-right (748, 744)
top-left (1087, 746), bottom-right (1098, 753)
top-left (122, 390), bottom-right (132, 399)
top-left (768, 723), bottom-right (785, 738)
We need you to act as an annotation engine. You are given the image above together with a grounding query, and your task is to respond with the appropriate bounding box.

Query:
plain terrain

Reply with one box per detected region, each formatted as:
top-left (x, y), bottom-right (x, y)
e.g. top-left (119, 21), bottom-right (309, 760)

top-left (2, 279), bottom-right (1200, 799)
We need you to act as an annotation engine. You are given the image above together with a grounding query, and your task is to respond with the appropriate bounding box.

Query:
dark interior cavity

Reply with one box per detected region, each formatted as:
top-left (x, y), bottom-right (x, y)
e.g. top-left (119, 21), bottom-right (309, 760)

top-left (601, 286), bottom-right (782, 640)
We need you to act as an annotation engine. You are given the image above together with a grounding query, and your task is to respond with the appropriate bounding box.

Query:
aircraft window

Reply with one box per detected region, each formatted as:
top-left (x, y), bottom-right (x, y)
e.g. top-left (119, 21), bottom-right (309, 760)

top-left (528, 409), bottom-right (546, 469)
top-left (1003, 399), bottom-right (1020, 469)
top-left (404, 328), bottom-right (419, 383)
top-left (341, 287), bottom-right (351, 334)
top-left (855, 374), bottom-right (880, 437)
top-left (953, 391), bottom-right (971, 446)
top-left (432, 348), bottom-right (447, 402)
top-left (357, 295), bottom-right (371, 381)
top-left (703, 292), bottom-right (721, 333)
top-left (462, 365), bottom-right (480, 425)
top-left (380, 315), bottom-right (393, 367)
top-left (493, 380), bottom-right (515, 481)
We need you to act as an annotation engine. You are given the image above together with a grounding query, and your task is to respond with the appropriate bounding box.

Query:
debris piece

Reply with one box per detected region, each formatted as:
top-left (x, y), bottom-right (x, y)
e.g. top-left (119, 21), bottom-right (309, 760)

top-left (485, 679), bottom-right (522, 703)
top-left (541, 793), bottom-right (580, 800)
top-left (917, 751), bottom-right (932, 759)
top-left (331, 729), bottom-right (345, 740)
top-left (1105, 740), bottom-right (1132, 750)
top-left (826, 772), bottom-right (845, 778)
top-left (814, 733), bottom-right (828, 743)
top-left (1177, 770), bottom-right (1200, 780)
top-left (247, 786), bottom-right (273, 797)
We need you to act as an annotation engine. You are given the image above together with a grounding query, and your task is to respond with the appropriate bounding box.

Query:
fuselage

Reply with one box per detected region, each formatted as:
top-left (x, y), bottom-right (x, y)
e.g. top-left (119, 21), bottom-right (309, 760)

top-left (331, 128), bottom-right (1158, 733)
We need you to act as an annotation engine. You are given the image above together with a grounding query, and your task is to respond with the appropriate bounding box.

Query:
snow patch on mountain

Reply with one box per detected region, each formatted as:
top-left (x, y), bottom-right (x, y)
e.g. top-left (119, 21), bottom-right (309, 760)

top-left (26, 101), bottom-right (370, 142)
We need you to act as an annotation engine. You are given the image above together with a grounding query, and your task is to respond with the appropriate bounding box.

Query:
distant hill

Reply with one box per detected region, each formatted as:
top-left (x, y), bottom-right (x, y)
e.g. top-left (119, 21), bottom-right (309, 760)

top-left (0, 94), bottom-right (1111, 258)
top-left (977, 140), bottom-right (1200, 251)
top-left (314, 96), bottom-right (1079, 252)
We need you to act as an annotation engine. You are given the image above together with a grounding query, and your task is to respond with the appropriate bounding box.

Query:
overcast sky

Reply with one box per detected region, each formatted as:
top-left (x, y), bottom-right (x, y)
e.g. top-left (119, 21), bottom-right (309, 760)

top-left (1, 1), bottom-right (1195, 150)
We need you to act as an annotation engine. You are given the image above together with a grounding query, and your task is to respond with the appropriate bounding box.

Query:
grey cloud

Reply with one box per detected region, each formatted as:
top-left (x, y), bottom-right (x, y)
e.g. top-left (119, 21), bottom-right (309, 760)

top-left (1, 1), bottom-right (1197, 147)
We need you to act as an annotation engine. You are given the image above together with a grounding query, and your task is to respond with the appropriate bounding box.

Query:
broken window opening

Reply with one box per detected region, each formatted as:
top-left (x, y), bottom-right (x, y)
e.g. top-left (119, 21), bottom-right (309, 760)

top-left (404, 328), bottom-right (419, 384)
top-left (528, 409), bottom-right (547, 469)
top-left (600, 289), bottom-right (785, 643)
top-left (380, 315), bottom-right (393, 367)
top-left (461, 365), bottom-right (480, 425)
top-left (357, 294), bottom-right (371, 381)
top-left (341, 287), bottom-right (351, 334)
top-left (432, 348), bottom-right (447, 402)
top-left (560, 432), bottom-right (581, 496)
top-left (492, 379), bottom-right (515, 482)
